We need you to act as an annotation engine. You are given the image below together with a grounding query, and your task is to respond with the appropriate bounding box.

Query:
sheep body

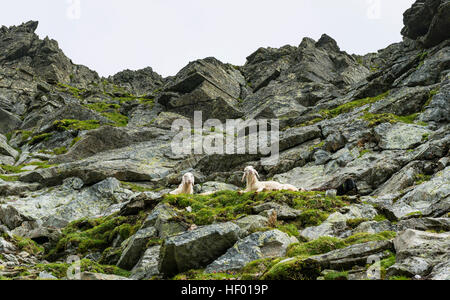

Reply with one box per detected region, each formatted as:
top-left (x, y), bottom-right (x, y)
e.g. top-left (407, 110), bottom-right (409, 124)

top-left (241, 166), bottom-right (302, 193)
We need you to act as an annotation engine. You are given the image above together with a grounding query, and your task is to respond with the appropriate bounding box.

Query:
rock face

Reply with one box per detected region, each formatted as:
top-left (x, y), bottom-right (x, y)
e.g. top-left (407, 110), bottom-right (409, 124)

top-left (0, 0), bottom-right (449, 281)
top-left (159, 222), bottom-right (240, 276)
top-left (205, 230), bottom-right (297, 273)
top-left (388, 229), bottom-right (450, 279)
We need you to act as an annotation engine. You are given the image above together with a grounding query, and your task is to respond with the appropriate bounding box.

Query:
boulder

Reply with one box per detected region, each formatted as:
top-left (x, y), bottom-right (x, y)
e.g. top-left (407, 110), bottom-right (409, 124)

top-left (388, 229), bottom-right (450, 278)
top-left (233, 215), bottom-right (269, 238)
top-left (79, 272), bottom-right (130, 281)
top-left (130, 245), bottom-right (161, 280)
top-left (205, 230), bottom-right (297, 273)
top-left (158, 222), bottom-right (240, 276)
top-left (117, 227), bottom-right (158, 270)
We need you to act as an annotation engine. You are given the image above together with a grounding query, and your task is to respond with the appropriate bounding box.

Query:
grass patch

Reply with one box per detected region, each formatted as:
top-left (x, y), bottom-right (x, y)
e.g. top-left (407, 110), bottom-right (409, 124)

top-left (85, 103), bottom-right (128, 127)
top-left (360, 112), bottom-right (427, 127)
top-left (29, 133), bottom-right (53, 145)
top-left (36, 259), bottom-right (130, 279)
top-left (54, 119), bottom-right (101, 131)
top-left (46, 214), bottom-right (144, 261)
top-left (321, 91), bottom-right (389, 119)
top-left (163, 191), bottom-right (349, 227)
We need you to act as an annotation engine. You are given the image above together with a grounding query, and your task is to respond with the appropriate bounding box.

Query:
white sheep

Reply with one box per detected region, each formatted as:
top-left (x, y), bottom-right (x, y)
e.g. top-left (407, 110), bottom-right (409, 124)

top-left (240, 166), bottom-right (302, 193)
top-left (169, 172), bottom-right (195, 195)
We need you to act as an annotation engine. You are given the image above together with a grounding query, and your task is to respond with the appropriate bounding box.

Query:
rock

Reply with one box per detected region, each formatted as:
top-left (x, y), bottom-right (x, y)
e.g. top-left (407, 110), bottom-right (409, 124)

top-left (390, 167), bottom-right (450, 219)
top-left (401, 0), bottom-right (450, 47)
top-left (314, 150), bottom-right (332, 165)
top-left (158, 222), bottom-right (240, 276)
top-left (39, 271), bottom-right (57, 280)
top-left (0, 237), bottom-right (16, 253)
top-left (233, 215), bottom-right (269, 238)
top-left (305, 240), bottom-right (394, 270)
top-left (143, 203), bottom-right (187, 239)
top-left (117, 227), bottom-right (158, 270)
top-left (205, 230), bottom-right (297, 273)
top-left (396, 217), bottom-right (450, 232)
top-left (0, 108), bottom-right (22, 135)
top-left (0, 177), bottom-right (130, 229)
top-left (130, 245), bottom-right (161, 280)
top-left (0, 180), bottom-right (41, 197)
top-left (196, 182), bottom-right (239, 194)
top-left (388, 229), bottom-right (450, 278)
top-left (253, 202), bottom-right (302, 220)
top-left (420, 81), bottom-right (450, 123)
top-left (79, 272), bottom-right (130, 281)
top-left (0, 134), bottom-right (18, 158)
top-left (375, 123), bottom-right (432, 150)
top-left (301, 204), bottom-right (378, 240)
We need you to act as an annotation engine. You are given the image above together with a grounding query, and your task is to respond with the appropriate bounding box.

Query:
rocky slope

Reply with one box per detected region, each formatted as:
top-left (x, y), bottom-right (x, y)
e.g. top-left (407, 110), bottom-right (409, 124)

top-left (0, 0), bottom-right (449, 280)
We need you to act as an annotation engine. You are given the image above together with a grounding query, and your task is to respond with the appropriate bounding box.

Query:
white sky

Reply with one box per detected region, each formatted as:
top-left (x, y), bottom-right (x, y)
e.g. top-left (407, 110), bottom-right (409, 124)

top-left (1, 0), bottom-right (416, 78)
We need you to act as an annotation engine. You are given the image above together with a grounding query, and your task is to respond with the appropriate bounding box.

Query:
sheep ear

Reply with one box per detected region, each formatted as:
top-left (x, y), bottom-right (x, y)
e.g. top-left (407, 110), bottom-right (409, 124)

top-left (254, 170), bottom-right (260, 179)
top-left (242, 172), bottom-right (246, 182)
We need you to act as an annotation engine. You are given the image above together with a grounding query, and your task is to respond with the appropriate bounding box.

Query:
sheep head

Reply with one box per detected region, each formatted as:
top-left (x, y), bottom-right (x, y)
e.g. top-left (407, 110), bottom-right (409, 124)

top-left (181, 172), bottom-right (195, 187)
top-left (242, 166), bottom-right (260, 182)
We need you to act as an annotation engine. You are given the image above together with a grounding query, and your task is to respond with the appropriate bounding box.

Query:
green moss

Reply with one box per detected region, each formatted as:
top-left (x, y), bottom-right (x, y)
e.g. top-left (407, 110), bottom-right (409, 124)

top-left (309, 141), bottom-right (325, 151)
top-left (7, 235), bottom-right (44, 255)
top-left (276, 224), bottom-right (300, 238)
top-left (29, 133), bottom-right (53, 145)
top-left (389, 276), bottom-right (411, 281)
top-left (346, 218), bottom-right (369, 229)
top-left (374, 214), bottom-right (387, 222)
top-left (57, 83), bottom-right (86, 99)
top-left (35, 259), bottom-right (130, 279)
top-left (294, 209), bottom-right (330, 228)
top-left (324, 271), bottom-right (348, 280)
top-left (173, 269), bottom-right (240, 280)
top-left (85, 103), bottom-right (128, 127)
top-left (321, 91), bottom-right (389, 119)
top-left (54, 119), bottom-right (101, 131)
top-left (70, 137), bottom-right (82, 147)
top-left (405, 211), bottom-right (423, 218)
top-left (287, 236), bottom-right (344, 258)
top-left (261, 257), bottom-right (322, 280)
top-left (0, 164), bottom-right (25, 174)
top-left (0, 175), bottom-right (19, 182)
top-left (360, 112), bottom-right (427, 128)
top-left (163, 191), bottom-right (348, 227)
top-left (46, 214), bottom-right (144, 260)
top-left (359, 149), bottom-right (372, 158)
top-left (414, 174), bottom-right (432, 185)
top-left (52, 147), bottom-right (68, 155)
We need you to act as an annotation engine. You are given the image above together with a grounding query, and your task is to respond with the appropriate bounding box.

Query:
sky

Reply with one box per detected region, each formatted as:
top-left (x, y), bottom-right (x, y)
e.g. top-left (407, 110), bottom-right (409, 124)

top-left (0, 0), bottom-right (416, 78)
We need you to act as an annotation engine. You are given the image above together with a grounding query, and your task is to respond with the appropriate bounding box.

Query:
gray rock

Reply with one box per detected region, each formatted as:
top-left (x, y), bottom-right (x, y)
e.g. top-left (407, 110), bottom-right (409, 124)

top-left (130, 245), bottom-right (161, 280)
top-left (0, 237), bottom-right (16, 253)
top-left (117, 227), bottom-right (158, 270)
top-left (0, 177), bottom-right (130, 229)
top-left (375, 123), bottom-right (432, 150)
top-left (391, 167), bottom-right (450, 219)
top-left (314, 150), bottom-right (332, 165)
top-left (233, 215), bottom-right (269, 238)
top-left (305, 240), bottom-right (394, 270)
top-left (253, 202), bottom-right (302, 220)
top-left (388, 229), bottom-right (450, 278)
top-left (205, 230), bottom-right (297, 273)
top-left (159, 222), bottom-right (240, 276)
top-left (79, 272), bottom-right (130, 281)
top-left (143, 203), bottom-right (186, 239)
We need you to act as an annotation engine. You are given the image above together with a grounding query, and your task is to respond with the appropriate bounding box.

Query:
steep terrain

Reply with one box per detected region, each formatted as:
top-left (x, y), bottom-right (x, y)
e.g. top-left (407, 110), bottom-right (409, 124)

top-left (0, 0), bottom-right (449, 280)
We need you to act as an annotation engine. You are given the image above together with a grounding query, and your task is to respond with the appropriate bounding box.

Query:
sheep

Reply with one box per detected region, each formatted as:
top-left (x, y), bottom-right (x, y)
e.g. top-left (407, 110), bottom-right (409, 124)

top-left (169, 172), bottom-right (195, 195)
top-left (240, 166), bottom-right (302, 193)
